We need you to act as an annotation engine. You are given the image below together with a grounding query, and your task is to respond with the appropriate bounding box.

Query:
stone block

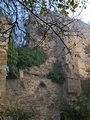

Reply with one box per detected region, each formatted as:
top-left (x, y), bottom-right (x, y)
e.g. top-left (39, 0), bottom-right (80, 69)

top-left (0, 91), bottom-right (5, 102)
top-left (0, 54), bottom-right (7, 60)
top-left (0, 56), bottom-right (7, 65)
top-left (0, 48), bottom-right (6, 54)
top-left (0, 41), bottom-right (8, 46)
top-left (67, 78), bottom-right (82, 95)
top-left (20, 69), bottom-right (24, 79)
top-left (0, 68), bottom-right (6, 77)
top-left (0, 78), bottom-right (6, 85)
top-left (0, 91), bottom-right (5, 99)
top-left (0, 88), bottom-right (6, 101)
top-left (2, 60), bottom-right (7, 65)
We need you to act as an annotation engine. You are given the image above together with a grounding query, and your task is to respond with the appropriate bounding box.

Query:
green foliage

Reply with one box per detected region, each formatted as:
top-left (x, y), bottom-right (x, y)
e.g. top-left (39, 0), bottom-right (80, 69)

top-left (25, 0), bottom-right (79, 15)
top-left (0, 107), bottom-right (34, 120)
top-left (7, 40), bottom-right (19, 79)
top-left (18, 46), bottom-right (47, 69)
top-left (82, 79), bottom-right (90, 99)
top-left (47, 62), bottom-right (65, 84)
top-left (7, 41), bottom-right (47, 79)
top-left (7, 66), bottom-right (19, 79)
top-left (49, 96), bottom-right (90, 120)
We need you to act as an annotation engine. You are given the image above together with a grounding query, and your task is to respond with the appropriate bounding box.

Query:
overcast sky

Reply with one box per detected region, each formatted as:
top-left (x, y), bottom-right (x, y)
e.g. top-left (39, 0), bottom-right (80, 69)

top-left (81, 2), bottom-right (90, 24)
top-left (72, 0), bottom-right (90, 24)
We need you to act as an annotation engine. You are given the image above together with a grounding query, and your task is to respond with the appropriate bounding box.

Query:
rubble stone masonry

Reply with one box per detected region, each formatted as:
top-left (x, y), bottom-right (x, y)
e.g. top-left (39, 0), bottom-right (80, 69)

top-left (0, 11), bottom-right (9, 102)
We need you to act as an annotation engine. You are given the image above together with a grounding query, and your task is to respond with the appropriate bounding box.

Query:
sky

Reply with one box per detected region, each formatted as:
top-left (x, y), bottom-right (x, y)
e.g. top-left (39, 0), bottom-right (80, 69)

top-left (81, 2), bottom-right (90, 24)
top-left (72, 0), bottom-right (90, 24)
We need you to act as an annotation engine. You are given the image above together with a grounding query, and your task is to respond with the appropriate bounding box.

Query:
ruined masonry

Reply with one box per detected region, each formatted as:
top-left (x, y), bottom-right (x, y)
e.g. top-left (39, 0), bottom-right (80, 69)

top-left (0, 11), bottom-right (9, 102)
top-left (0, 11), bottom-right (90, 118)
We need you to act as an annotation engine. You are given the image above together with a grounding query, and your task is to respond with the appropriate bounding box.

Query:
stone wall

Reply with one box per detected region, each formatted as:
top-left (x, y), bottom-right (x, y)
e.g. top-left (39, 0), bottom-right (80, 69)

top-left (25, 15), bottom-right (90, 97)
top-left (1, 12), bottom-right (90, 119)
top-left (3, 18), bottom-right (88, 119)
top-left (64, 21), bottom-right (90, 96)
top-left (0, 10), bottom-right (90, 118)
top-left (4, 34), bottom-right (65, 119)
top-left (0, 11), bottom-right (9, 102)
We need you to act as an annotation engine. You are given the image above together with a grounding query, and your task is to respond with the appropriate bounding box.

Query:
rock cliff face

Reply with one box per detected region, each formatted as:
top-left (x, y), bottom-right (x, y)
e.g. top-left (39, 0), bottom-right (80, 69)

top-left (68, 20), bottom-right (90, 78)
top-left (65, 20), bottom-right (90, 95)
top-left (25, 14), bottom-right (90, 95)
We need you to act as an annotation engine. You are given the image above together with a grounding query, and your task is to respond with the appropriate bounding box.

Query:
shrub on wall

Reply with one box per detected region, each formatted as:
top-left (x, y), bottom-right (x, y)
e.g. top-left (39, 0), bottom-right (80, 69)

top-left (0, 107), bottom-right (34, 120)
top-left (47, 61), bottom-right (65, 84)
top-left (48, 96), bottom-right (90, 120)
top-left (7, 41), bottom-right (47, 79)
top-left (7, 40), bottom-right (19, 79)
top-left (17, 46), bottom-right (47, 69)
top-left (82, 79), bottom-right (90, 99)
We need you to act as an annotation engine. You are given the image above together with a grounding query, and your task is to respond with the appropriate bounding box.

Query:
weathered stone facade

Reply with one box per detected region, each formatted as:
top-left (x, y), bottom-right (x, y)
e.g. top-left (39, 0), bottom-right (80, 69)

top-left (4, 37), bottom-right (65, 119)
top-left (64, 21), bottom-right (90, 96)
top-left (0, 11), bottom-right (90, 119)
top-left (0, 11), bottom-right (9, 102)
top-left (25, 15), bottom-right (83, 96)
top-left (25, 15), bottom-right (90, 99)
